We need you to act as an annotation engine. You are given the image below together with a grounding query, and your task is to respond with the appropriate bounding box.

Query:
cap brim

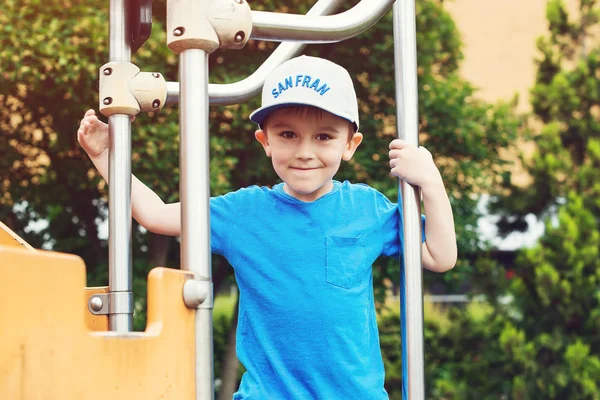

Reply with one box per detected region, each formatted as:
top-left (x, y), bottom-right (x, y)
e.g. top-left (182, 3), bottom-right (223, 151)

top-left (250, 102), bottom-right (358, 131)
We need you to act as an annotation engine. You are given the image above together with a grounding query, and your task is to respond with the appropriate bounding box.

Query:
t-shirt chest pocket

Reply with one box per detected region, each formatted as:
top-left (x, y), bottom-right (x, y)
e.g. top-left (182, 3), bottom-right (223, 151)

top-left (325, 235), bottom-right (369, 290)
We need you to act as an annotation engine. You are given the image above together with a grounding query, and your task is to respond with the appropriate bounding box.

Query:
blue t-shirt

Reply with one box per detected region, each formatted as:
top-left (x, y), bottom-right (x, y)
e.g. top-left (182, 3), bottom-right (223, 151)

top-left (210, 180), bottom-right (416, 399)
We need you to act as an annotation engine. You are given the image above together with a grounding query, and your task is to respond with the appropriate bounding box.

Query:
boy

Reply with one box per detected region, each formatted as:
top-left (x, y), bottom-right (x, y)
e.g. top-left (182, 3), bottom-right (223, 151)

top-left (78, 55), bottom-right (457, 399)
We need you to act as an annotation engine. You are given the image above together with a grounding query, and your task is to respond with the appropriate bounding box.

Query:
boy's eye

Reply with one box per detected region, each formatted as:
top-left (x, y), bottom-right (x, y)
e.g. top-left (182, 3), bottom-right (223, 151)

top-left (280, 131), bottom-right (296, 139)
top-left (316, 133), bottom-right (332, 141)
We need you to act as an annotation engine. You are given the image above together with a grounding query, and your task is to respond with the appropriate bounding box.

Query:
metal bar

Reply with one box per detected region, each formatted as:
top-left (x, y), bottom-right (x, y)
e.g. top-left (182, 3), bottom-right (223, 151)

top-left (250, 0), bottom-right (394, 43)
top-left (426, 295), bottom-right (470, 303)
top-left (165, 0), bottom-right (345, 106)
top-left (108, 0), bottom-right (133, 332)
top-left (394, 295), bottom-right (476, 303)
top-left (179, 49), bottom-right (214, 400)
top-left (393, 0), bottom-right (425, 399)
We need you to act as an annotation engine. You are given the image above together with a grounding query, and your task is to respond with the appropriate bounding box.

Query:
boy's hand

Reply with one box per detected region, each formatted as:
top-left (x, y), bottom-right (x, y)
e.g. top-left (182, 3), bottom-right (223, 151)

top-left (389, 139), bottom-right (443, 189)
top-left (77, 109), bottom-right (109, 160)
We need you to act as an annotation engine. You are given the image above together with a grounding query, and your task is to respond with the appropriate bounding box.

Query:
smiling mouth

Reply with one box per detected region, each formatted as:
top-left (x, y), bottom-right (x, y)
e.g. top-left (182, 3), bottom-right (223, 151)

top-left (291, 167), bottom-right (319, 171)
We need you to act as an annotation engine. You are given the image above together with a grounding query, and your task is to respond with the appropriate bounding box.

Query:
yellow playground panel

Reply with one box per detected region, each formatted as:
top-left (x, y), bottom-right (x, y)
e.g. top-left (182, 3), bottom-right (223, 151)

top-left (0, 222), bottom-right (197, 399)
top-left (0, 221), bottom-right (35, 250)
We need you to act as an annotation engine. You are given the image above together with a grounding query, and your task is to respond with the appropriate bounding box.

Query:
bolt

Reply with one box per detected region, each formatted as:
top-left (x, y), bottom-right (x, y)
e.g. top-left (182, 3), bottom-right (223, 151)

top-left (103, 97), bottom-right (113, 105)
top-left (234, 0), bottom-right (243, 3)
top-left (152, 72), bottom-right (160, 78)
top-left (90, 296), bottom-right (103, 312)
top-left (234, 31), bottom-right (245, 43)
top-left (103, 68), bottom-right (112, 76)
top-left (152, 99), bottom-right (161, 109)
top-left (173, 27), bottom-right (184, 37)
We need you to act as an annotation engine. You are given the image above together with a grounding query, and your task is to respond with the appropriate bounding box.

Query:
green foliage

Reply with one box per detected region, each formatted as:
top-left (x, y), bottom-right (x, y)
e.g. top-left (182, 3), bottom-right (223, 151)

top-left (492, 0), bottom-right (600, 231)
top-left (503, 192), bottom-right (600, 398)
top-left (478, 0), bottom-right (600, 398)
top-left (379, 302), bottom-right (515, 399)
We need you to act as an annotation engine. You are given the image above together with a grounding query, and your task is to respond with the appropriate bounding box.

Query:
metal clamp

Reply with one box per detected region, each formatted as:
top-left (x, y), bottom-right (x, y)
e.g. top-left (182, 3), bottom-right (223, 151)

top-left (99, 62), bottom-right (141, 117)
top-left (88, 292), bottom-right (134, 315)
top-left (167, 0), bottom-right (252, 54)
top-left (183, 278), bottom-right (213, 309)
top-left (99, 62), bottom-right (167, 117)
top-left (129, 71), bottom-right (167, 112)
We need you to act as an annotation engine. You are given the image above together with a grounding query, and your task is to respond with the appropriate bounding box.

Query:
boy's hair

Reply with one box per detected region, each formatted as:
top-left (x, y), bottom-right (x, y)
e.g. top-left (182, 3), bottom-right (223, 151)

top-left (250, 55), bottom-right (359, 133)
top-left (262, 106), bottom-right (356, 142)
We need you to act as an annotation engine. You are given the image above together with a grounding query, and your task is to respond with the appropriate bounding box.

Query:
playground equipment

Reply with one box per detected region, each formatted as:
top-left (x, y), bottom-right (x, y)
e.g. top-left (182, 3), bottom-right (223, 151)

top-left (0, 0), bottom-right (425, 399)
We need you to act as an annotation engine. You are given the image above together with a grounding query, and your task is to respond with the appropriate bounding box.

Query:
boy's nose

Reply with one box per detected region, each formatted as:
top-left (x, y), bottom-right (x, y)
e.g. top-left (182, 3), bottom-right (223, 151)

top-left (295, 139), bottom-right (315, 159)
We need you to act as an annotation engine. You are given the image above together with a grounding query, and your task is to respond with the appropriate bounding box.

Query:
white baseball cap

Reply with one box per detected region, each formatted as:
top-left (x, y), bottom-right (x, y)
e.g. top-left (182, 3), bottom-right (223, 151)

top-left (250, 55), bottom-right (360, 131)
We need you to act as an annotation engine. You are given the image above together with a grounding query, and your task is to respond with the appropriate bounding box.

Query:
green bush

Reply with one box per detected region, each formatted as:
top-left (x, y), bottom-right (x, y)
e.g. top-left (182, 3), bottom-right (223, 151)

top-left (380, 301), bottom-right (513, 399)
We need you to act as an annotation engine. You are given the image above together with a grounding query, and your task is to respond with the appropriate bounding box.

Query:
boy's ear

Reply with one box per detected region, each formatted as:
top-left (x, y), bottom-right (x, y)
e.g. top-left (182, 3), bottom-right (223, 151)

top-left (342, 132), bottom-right (363, 161)
top-left (255, 129), bottom-right (271, 157)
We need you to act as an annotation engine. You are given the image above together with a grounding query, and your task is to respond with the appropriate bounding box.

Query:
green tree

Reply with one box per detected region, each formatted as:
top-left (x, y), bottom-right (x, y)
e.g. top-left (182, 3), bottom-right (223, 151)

top-left (503, 192), bottom-right (600, 398)
top-left (481, 0), bottom-right (600, 398)
top-left (492, 0), bottom-right (600, 231)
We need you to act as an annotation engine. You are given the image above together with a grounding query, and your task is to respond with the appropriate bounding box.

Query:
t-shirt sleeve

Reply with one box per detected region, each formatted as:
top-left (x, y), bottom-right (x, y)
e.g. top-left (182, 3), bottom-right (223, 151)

top-left (378, 192), bottom-right (426, 259)
top-left (210, 191), bottom-right (241, 257)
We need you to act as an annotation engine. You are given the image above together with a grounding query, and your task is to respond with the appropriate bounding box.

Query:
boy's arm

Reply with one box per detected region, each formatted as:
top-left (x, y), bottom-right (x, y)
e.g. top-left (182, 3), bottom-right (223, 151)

top-left (419, 181), bottom-right (457, 272)
top-left (78, 109), bottom-right (181, 236)
top-left (389, 139), bottom-right (457, 272)
top-left (91, 151), bottom-right (182, 236)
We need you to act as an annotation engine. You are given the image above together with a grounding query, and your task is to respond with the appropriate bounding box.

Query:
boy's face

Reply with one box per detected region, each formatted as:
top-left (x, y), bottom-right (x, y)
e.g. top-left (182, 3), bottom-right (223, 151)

top-left (255, 107), bottom-right (363, 202)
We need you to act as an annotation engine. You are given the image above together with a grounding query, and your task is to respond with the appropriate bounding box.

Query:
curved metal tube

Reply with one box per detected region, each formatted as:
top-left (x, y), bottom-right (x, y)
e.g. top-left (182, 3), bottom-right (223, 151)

top-left (166, 0), bottom-right (345, 106)
top-left (250, 0), bottom-right (394, 43)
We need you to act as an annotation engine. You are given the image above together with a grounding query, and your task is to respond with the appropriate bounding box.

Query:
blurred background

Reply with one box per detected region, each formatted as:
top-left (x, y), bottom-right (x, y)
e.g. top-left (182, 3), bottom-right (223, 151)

top-left (1, 0), bottom-right (599, 398)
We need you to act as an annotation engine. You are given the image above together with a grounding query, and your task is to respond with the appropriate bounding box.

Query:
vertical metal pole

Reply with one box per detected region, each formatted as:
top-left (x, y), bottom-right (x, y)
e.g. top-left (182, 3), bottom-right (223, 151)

top-left (108, 0), bottom-right (134, 332)
top-left (180, 49), bottom-right (214, 400)
top-left (393, 1), bottom-right (425, 399)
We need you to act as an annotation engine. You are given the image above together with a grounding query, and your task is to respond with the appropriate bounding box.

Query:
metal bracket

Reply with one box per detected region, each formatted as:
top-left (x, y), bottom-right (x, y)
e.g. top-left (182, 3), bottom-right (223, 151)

top-left (167, 0), bottom-right (252, 54)
top-left (183, 278), bottom-right (213, 309)
top-left (88, 292), bottom-right (134, 315)
top-left (88, 293), bottom-right (109, 315)
top-left (129, 71), bottom-right (168, 112)
top-left (99, 62), bottom-right (167, 117)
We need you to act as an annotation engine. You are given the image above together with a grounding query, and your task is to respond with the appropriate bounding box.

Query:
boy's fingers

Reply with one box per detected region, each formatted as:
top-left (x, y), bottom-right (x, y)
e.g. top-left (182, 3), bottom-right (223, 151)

top-left (389, 139), bottom-right (403, 149)
top-left (84, 109), bottom-right (95, 117)
top-left (389, 148), bottom-right (409, 159)
top-left (81, 116), bottom-right (98, 127)
top-left (389, 139), bottom-right (413, 150)
top-left (418, 146), bottom-right (432, 156)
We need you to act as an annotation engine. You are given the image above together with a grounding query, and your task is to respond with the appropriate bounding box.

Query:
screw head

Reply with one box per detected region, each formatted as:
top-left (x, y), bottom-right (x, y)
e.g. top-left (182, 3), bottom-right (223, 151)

top-left (173, 27), bottom-right (184, 37)
top-left (152, 99), bottom-right (161, 109)
top-left (234, 31), bottom-right (245, 43)
top-left (152, 72), bottom-right (160, 78)
top-left (103, 68), bottom-right (112, 76)
top-left (103, 97), bottom-right (113, 106)
top-left (234, 0), bottom-right (243, 3)
top-left (90, 296), bottom-right (103, 312)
